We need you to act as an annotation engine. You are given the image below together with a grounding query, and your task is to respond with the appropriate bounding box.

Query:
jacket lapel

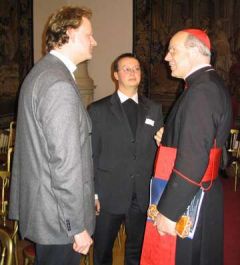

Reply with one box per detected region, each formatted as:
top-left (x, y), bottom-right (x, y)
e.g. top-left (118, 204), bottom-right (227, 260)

top-left (136, 96), bottom-right (154, 156)
top-left (110, 93), bottom-right (125, 122)
top-left (136, 96), bottom-right (149, 140)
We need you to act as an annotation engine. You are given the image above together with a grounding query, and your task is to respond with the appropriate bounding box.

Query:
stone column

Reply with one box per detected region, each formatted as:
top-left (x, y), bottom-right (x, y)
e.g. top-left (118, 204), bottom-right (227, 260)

top-left (74, 61), bottom-right (95, 108)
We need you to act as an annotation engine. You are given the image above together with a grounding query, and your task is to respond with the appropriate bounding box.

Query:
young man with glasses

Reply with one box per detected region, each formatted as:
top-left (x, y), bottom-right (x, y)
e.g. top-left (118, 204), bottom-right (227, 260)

top-left (88, 53), bottom-right (163, 265)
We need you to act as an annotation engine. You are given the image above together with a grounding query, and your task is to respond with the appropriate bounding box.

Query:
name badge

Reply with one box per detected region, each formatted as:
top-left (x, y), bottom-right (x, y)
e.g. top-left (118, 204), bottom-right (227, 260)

top-left (145, 118), bottom-right (155, 126)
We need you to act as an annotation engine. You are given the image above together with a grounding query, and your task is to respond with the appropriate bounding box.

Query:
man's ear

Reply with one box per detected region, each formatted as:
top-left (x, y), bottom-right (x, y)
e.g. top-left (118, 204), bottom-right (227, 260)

top-left (113, 71), bottom-right (119, 81)
top-left (66, 28), bottom-right (75, 42)
top-left (190, 46), bottom-right (199, 58)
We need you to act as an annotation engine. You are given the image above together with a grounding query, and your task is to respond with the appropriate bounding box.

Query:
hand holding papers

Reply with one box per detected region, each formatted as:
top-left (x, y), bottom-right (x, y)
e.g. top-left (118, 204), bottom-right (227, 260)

top-left (148, 177), bottom-right (205, 239)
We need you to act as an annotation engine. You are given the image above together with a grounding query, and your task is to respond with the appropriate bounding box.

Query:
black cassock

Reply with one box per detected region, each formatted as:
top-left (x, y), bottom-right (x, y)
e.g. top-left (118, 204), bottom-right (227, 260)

top-left (157, 66), bottom-right (232, 265)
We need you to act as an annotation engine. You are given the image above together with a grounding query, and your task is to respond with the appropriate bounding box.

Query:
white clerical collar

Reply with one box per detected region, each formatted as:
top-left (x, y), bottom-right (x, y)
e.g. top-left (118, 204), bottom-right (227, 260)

top-left (184, 64), bottom-right (211, 80)
top-left (117, 90), bottom-right (138, 104)
top-left (50, 50), bottom-right (77, 80)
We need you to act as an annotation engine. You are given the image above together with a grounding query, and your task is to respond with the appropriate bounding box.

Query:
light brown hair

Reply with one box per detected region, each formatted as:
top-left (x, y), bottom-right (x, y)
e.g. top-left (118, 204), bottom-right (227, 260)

top-left (45, 6), bottom-right (92, 52)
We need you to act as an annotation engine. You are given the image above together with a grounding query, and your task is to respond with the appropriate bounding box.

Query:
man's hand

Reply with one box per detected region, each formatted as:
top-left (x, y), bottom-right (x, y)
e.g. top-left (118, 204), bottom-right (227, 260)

top-left (95, 199), bottom-right (100, 215)
top-left (154, 127), bottom-right (164, 146)
top-left (154, 212), bottom-right (177, 236)
top-left (73, 230), bottom-right (93, 254)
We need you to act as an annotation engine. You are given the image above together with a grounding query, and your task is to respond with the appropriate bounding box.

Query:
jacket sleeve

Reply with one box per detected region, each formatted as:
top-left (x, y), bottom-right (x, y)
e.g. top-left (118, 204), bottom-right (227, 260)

top-left (88, 104), bottom-right (101, 195)
top-left (37, 80), bottom-right (87, 237)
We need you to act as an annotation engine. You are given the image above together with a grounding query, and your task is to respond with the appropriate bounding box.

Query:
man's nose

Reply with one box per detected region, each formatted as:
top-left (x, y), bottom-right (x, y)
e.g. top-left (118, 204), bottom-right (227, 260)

top-left (165, 52), bottom-right (171, 61)
top-left (91, 36), bottom-right (97, 46)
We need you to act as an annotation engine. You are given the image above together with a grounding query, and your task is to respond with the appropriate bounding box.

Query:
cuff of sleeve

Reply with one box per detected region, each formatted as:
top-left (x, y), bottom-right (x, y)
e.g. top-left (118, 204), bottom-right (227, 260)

top-left (95, 194), bottom-right (99, 200)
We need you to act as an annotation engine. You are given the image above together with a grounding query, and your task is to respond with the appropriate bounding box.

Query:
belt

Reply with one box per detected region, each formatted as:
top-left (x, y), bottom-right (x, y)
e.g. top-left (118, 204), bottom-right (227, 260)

top-left (154, 144), bottom-right (222, 191)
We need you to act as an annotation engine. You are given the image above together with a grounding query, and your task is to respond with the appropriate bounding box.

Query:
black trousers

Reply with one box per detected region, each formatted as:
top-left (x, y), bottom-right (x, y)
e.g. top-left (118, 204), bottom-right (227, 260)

top-left (93, 195), bottom-right (147, 265)
top-left (34, 243), bottom-right (81, 265)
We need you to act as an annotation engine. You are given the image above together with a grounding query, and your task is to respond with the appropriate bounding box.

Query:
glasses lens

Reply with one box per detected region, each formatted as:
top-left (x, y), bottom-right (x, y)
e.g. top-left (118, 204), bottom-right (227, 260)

top-left (121, 66), bottom-right (140, 73)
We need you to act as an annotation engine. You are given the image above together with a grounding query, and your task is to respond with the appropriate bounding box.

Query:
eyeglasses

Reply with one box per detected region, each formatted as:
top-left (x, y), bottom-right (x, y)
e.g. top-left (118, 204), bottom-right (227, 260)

top-left (118, 66), bottom-right (141, 74)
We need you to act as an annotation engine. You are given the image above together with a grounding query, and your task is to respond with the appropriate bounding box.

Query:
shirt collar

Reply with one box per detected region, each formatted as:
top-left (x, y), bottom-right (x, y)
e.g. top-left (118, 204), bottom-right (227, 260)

top-left (50, 50), bottom-right (77, 79)
top-left (184, 64), bottom-right (211, 80)
top-left (117, 90), bottom-right (138, 104)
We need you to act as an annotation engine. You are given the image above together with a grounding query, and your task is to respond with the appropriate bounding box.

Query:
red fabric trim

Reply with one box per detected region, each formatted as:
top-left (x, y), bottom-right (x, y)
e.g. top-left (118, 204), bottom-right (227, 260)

top-left (154, 145), bottom-right (177, 180)
top-left (173, 168), bottom-right (201, 187)
top-left (154, 144), bottom-right (222, 190)
top-left (140, 222), bottom-right (176, 265)
top-left (140, 143), bottom-right (222, 265)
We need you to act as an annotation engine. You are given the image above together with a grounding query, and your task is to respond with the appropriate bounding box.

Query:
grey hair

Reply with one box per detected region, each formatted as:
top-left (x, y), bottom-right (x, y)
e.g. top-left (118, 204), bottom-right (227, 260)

top-left (184, 34), bottom-right (211, 57)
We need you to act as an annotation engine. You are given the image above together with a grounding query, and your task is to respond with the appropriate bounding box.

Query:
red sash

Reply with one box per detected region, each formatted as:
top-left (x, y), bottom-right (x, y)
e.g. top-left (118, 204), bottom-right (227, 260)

top-left (140, 145), bottom-right (222, 265)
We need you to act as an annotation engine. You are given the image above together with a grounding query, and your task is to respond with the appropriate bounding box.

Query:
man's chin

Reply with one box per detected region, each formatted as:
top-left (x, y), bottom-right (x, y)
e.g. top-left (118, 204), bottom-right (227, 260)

top-left (171, 71), bottom-right (180, 78)
top-left (128, 83), bottom-right (140, 88)
top-left (83, 53), bottom-right (93, 62)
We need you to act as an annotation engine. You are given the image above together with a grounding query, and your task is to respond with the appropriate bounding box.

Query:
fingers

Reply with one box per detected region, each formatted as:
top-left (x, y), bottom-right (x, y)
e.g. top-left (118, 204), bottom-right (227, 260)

top-left (158, 229), bottom-right (167, 236)
top-left (73, 243), bottom-right (90, 255)
top-left (73, 238), bottom-right (93, 254)
top-left (168, 229), bottom-right (177, 236)
top-left (154, 127), bottom-right (164, 146)
top-left (73, 230), bottom-right (93, 254)
top-left (154, 212), bottom-right (177, 236)
top-left (154, 135), bottom-right (161, 146)
top-left (95, 199), bottom-right (100, 215)
top-left (156, 225), bottom-right (176, 236)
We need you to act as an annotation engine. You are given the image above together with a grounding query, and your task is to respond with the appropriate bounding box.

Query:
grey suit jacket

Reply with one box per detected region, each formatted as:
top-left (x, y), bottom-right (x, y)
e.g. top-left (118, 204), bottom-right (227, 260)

top-left (9, 54), bottom-right (95, 244)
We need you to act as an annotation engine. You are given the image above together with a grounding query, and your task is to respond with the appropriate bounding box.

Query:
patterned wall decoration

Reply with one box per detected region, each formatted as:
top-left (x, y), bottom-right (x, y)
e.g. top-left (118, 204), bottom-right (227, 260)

top-left (0, 0), bottom-right (33, 128)
top-left (133, 0), bottom-right (240, 119)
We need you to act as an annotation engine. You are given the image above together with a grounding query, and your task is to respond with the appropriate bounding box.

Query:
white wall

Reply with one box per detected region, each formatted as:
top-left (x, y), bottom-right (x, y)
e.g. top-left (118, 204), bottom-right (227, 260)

top-left (34, 0), bottom-right (133, 100)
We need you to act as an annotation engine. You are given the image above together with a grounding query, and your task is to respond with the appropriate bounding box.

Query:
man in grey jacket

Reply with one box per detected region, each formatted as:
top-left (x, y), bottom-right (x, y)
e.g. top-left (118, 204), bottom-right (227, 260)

top-left (9, 6), bottom-right (97, 265)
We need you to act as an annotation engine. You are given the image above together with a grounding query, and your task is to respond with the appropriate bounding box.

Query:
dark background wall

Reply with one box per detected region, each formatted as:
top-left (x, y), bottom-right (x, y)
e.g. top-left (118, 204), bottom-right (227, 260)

top-left (134, 0), bottom-right (240, 125)
top-left (0, 0), bottom-right (33, 128)
top-left (1, 0), bottom-right (239, 128)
